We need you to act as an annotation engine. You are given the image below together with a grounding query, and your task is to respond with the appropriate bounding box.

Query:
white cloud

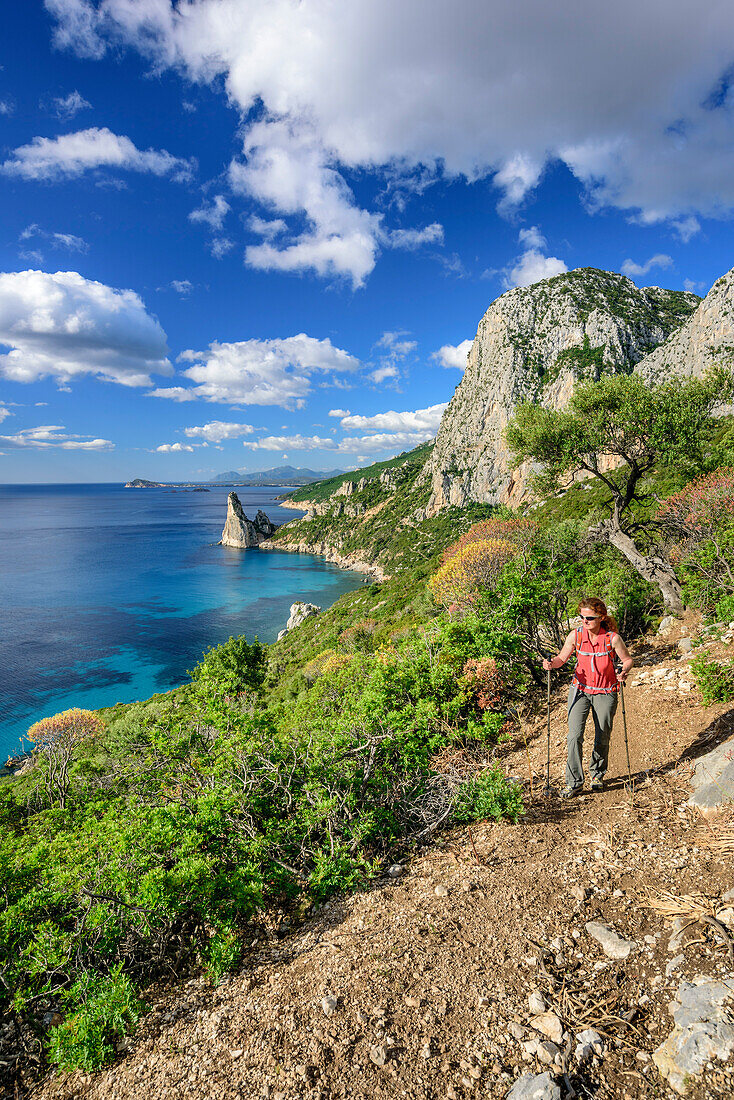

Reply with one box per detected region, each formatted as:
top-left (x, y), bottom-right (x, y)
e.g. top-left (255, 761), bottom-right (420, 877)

top-left (210, 237), bottom-right (234, 259)
top-left (684, 277), bottom-right (706, 293)
top-left (494, 154), bottom-right (544, 210)
top-left (339, 403), bottom-right (447, 433)
top-left (20, 225), bottom-right (88, 252)
top-left (503, 227), bottom-right (567, 288)
top-left (51, 90), bottom-right (91, 120)
top-left (156, 442), bottom-right (194, 452)
top-left (673, 216), bottom-right (700, 243)
top-left (0, 424), bottom-right (112, 449)
top-left (0, 405), bottom-right (11, 423)
top-left (48, 0), bottom-right (734, 273)
top-left (154, 334), bottom-right (358, 407)
top-left (189, 194), bottom-right (230, 231)
top-left (518, 225), bottom-right (546, 250)
top-left (184, 420), bottom-right (255, 442)
top-left (328, 408), bottom-right (350, 417)
top-left (387, 223), bottom-right (444, 250)
top-left (171, 279), bottom-right (194, 296)
top-left (242, 429), bottom-right (434, 454)
top-left (433, 339), bottom-right (472, 370)
top-left (369, 364), bottom-right (400, 384)
top-left (0, 270), bottom-right (172, 387)
top-left (248, 215), bottom-right (288, 238)
top-left (620, 253), bottom-right (674, 278)
top-left (148, 385), bottom-right (196, 402)
top-left (231, 119), bottom-right (382, 288)
top-left (0, 100), bottom-right (14, 117)
top-left (1, 127), bottom-right (195, 182)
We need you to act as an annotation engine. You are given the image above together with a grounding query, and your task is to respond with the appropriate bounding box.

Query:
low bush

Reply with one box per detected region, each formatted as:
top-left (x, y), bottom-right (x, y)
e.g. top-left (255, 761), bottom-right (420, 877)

top-left (689, 653), bottom-right (734, 704)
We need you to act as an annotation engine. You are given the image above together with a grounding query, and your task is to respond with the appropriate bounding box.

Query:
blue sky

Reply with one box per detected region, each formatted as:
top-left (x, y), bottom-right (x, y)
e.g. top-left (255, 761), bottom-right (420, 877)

top-left (2, 1), bottom-right (734, 483)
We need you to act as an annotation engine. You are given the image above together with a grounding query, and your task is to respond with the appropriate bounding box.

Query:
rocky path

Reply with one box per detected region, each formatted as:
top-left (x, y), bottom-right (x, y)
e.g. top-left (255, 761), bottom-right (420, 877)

top-left (30, 619), bottom-right (734, 1100)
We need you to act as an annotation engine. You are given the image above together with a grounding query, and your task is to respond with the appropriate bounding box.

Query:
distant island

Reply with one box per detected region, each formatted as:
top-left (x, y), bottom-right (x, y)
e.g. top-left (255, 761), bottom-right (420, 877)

top-left (125, 465), bottom-right (346, 489)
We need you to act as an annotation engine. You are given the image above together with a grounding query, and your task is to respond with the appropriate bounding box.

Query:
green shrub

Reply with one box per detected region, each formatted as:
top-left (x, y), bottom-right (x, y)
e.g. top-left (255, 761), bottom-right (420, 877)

top-left (689, 653), bottom-right (734, 703)
top-left (47, 966), bottom-right (144, 1071)
top-left (453, 767), bottom-right (524, 824)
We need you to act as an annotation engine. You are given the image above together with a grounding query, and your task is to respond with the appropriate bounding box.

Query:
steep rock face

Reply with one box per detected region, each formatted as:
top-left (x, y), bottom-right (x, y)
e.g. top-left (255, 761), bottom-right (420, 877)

top-left (635, 267), bottom-right (734, 385)
top-left (220, 493), bottom-right (278, 548)
top-left (276, 601), bottom-right (321, 641)
top-left (422, 268), bottom-right (699, 513)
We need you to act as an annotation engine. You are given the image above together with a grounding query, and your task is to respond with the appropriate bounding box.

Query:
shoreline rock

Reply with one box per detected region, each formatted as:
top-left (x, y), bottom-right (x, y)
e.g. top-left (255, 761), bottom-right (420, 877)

top-left (220, 493), bottom-right (278, 548)
top-left (259, 538), bottom-right (387, 581)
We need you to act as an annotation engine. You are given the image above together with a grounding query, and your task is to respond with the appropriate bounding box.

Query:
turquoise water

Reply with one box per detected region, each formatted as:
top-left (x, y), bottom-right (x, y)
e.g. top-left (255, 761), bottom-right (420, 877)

top-left (0, 484), bottom-right (364, 762)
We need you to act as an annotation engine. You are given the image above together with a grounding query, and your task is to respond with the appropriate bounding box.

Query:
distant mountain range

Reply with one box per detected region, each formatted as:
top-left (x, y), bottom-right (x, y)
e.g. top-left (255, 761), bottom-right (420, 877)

top-left (210, 465), bottom-right (345, 485)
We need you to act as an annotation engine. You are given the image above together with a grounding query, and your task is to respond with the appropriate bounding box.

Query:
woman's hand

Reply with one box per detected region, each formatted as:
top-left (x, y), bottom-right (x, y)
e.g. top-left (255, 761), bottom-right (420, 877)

top-left (542, 658), bottom-right (554, 671)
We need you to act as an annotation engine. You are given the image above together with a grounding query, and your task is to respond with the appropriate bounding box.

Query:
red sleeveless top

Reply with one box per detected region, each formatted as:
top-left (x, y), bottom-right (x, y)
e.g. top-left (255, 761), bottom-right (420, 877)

top-left (572, 625), bottom-right (619, 694)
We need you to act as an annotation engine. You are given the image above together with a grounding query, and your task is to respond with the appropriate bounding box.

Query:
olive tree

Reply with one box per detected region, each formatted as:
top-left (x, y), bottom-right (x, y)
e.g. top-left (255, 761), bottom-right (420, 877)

top-left (505, 367), bottom-right (734, 614)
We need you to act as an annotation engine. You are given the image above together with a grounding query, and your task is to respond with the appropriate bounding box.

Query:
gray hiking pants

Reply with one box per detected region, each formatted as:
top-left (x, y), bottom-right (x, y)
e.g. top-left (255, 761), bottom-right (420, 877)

top-left (566, 686), bottom-right (618, 790)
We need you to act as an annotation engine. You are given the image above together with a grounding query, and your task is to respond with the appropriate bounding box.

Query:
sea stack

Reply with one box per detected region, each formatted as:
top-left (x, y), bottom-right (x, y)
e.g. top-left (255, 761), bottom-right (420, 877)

top-left (220, 492), bottom-right (278, 548)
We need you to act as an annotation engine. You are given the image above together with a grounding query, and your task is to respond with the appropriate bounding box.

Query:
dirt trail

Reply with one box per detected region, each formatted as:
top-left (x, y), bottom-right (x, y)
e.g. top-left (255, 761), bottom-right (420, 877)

top-left (30, 619), bottom-right (734, 1100)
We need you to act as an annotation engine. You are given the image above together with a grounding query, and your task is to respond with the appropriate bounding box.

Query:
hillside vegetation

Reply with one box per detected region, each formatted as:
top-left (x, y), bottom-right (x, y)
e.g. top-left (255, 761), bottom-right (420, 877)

top-left (4, 338), bottom-right (734, 1093)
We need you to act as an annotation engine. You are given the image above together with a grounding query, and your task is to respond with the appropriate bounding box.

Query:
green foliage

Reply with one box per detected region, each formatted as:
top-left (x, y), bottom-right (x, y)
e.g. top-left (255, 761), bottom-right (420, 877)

top-left (286, 442), bottom-right (434, 504)
top-left (507, 368), bottom-right (734, 503)
top-left (47, 966), bottom-right (144, 1072)
top-left (452, 767), bottom-right (524, 824)
top-left (689, 653), bottom-right (734, 704)
top-left (0, 610), bottom-right (524, 1074)
top-left (189, 634), bottom-right (265, 698)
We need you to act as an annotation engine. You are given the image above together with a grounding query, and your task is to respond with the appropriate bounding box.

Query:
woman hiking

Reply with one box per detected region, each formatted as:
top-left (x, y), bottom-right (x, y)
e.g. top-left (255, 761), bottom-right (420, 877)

top-left (542, 598), bottom-right (633, 798)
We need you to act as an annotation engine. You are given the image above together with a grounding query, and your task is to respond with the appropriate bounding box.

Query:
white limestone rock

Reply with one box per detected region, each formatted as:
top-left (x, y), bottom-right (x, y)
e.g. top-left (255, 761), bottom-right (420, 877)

top-left (422, 268), bottom-right (700, 514)
top-left (220, 492), bottom-right (278, 548)
top-left (653, 977), bottom-right (734, 1095)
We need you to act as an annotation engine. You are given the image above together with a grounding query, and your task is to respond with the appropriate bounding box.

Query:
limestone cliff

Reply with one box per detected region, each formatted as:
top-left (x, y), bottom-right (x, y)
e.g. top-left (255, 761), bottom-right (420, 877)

top-left (220, 493), bottom-right (278, 548)
top-left (422, 268), bottom-right (699, 513)
top-left (635, 267), bottom-right (734, 385)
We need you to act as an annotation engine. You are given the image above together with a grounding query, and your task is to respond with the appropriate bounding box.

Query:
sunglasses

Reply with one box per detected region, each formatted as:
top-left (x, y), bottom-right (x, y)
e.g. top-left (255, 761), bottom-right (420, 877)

top-left (580, 614), bottom-right (601, 621)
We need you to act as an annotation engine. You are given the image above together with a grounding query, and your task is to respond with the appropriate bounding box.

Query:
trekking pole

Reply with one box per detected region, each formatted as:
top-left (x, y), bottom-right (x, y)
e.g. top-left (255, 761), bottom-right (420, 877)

top-left (545, 668), bottom-right (552, 797)
top-left (620, 682), bottom-right (633, 790)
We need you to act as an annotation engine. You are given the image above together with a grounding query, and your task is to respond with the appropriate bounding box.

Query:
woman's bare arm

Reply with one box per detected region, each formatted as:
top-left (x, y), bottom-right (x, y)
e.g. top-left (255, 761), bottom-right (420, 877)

top-left (543, 630), bottom-right (576, 671)
top-left (612, 634), bottom-right (634, 682)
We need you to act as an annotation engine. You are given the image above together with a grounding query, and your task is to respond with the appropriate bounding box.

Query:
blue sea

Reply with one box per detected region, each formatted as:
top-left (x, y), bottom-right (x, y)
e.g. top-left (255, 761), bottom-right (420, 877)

top-left (0, 483), bottom-right (364, 763)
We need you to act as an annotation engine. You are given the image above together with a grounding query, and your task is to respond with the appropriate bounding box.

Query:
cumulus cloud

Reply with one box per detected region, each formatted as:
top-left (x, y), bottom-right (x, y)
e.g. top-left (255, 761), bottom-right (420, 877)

top-left (620, 253), bottom-right (674, 278)
top-left (153, 334), bottom-right (358, 407)
top-left (1, 127), bottom-right (195, 182)
top-left (338, 403), bottom-right (447, 433)
top-left (51, 90), bottom-right (91, 120)
top-left (0, 100), bottom-right (14, 117)
top-left (0, 424), bottom-right (112, 449)
top-left (503, 227), bottom-right (567, 288)
top-left (433, 339), bottom-right (472, 370)
top-left (156, 442), bottom-right (194, 452)
top-left (243, 429), bottom-right (436, 454)
top-left (189, 194), bottom-right (230, 231)
top-left (184, 420), bottom-right (255, 442)
top-left (47, 0), bottom-right (734, 282)
top-left (0, 270), bottom-right (172, 387)
top-left (328, 408), bottom-right (350, 417)
top-left (231, 118), bottom-right (382, 288)
top-left (0, 404), bottom-right (12, 423)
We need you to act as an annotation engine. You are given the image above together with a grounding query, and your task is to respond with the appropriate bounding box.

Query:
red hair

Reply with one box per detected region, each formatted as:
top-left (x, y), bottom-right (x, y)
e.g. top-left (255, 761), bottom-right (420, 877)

top-left (578, 597), bottom-right (618, 633)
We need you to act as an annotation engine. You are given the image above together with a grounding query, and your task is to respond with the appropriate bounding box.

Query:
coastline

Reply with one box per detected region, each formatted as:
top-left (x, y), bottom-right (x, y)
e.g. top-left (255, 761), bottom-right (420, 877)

top-left (258, 539), bottom-right (387, 582)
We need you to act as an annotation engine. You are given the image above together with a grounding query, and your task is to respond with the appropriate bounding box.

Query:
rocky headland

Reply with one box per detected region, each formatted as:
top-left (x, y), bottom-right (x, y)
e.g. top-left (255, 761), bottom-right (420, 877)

top-left (220, 492), bottom-right (279, 548)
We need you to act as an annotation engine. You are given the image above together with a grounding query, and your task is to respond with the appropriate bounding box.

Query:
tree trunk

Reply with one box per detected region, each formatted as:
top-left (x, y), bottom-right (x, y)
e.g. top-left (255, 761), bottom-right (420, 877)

top-left (593, 518), bottom-right (684, 615)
